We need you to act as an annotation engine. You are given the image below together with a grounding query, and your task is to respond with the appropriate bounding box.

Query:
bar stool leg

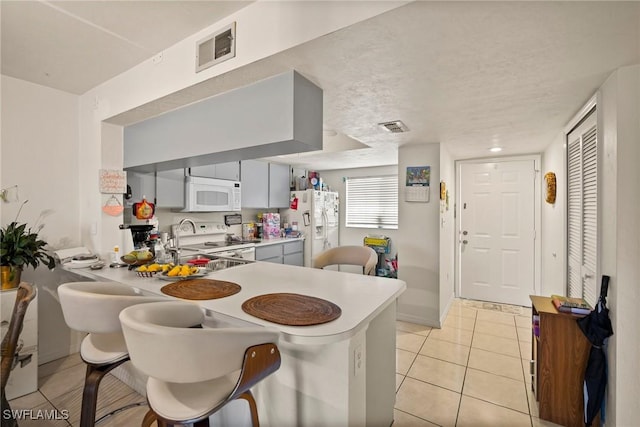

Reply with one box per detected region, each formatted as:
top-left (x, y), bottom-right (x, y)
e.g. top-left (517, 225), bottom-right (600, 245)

top-left (141, 409), bottom-right (157, 427)
top-left (79, 359), bottom-right (128, 427)
top-left (237, 391), bottom-right (260, 427)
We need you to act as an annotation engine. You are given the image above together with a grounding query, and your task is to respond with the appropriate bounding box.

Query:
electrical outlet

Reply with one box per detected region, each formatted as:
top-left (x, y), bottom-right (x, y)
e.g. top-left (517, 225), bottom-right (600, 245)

top-left (354, 345), bottom-right (363, 376)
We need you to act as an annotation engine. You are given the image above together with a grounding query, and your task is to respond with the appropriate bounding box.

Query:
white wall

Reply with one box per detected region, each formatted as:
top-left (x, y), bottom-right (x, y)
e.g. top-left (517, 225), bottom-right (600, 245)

top-left (541, 131), bottom-right (567, 297)
top-left (438, 145), bottom-right (455, 322)
top-left (598, 64), bottom-right (640, 427)
top-left (0, 76), bottom-right (84, 363)
top-left (1, 76), bottom-right (80, 247)
top-left (319, 166), bottom-right (399, 274)
top-left (397, 144), bottom-right (441, 326)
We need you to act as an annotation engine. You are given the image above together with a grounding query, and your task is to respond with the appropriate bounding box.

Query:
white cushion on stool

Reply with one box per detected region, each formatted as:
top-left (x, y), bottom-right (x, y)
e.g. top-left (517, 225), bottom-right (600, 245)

top-left (146, 372), bottom-right (240, 421)
top-left (81, 332), bottom-right (129, 365)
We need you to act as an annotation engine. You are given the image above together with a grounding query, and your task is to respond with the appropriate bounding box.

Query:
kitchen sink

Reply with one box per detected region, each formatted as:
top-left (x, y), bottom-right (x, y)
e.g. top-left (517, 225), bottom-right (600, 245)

top-left (179, 254), bottom-right (218, 263)
top-left (179, 253), bottom-right (253, 271)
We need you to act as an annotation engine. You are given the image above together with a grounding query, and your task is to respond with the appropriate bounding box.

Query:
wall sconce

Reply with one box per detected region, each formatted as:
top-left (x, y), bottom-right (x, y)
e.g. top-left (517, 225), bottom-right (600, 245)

top-left (544, 172), bottom-right (556, 204)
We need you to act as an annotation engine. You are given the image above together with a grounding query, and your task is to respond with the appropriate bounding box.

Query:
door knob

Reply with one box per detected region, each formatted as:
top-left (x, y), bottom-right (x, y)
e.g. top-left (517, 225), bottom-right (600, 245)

top-left (462, 240), bottom-right (468, 244)
top-left (462, 231), bottom-right (468, 235)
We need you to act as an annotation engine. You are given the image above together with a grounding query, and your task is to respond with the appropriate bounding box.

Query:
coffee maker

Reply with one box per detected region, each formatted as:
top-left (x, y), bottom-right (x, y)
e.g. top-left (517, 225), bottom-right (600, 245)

top-left (119, 224), bottom-right (154, 250)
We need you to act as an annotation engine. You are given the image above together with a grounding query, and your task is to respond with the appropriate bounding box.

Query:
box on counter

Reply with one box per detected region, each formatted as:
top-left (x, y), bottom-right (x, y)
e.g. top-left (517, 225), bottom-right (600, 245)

top-left (262, 213), bottom-right (281, 239)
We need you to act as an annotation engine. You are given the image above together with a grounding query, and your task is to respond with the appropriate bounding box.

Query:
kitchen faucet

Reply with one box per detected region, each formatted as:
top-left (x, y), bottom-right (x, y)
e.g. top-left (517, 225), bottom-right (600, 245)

top-left (169, 218), bottom-right (196, 264)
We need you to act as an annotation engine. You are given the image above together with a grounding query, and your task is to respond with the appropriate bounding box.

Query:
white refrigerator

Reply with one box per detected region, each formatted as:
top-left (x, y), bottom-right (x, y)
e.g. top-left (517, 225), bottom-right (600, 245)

top-left (283, 190), bottom-right (339, 268)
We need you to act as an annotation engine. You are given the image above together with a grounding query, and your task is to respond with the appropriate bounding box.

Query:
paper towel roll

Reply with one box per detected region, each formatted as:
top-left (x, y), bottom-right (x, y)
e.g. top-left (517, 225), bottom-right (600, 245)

top-left (121, 229), bottom-right (135, 254)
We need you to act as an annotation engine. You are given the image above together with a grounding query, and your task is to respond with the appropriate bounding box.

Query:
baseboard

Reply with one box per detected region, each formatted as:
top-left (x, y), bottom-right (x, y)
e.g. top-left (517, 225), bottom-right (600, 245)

top-left (396, 313), bottom-right (440, 328)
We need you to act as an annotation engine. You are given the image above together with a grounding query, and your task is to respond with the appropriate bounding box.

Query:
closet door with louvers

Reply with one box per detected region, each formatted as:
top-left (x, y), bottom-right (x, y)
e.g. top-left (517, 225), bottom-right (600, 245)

top-left (567, 109), bottom-right (598, 304)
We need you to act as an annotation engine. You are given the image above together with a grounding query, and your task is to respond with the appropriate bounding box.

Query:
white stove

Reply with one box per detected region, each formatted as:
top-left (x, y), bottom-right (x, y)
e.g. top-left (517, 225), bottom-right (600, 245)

top-left (174, 221), bottom-right (256, 260)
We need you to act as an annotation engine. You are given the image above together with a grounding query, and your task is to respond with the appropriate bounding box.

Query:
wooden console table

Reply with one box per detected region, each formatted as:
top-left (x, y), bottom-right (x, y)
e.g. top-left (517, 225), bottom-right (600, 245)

top-left (530, 295), bottom-right (598, 427)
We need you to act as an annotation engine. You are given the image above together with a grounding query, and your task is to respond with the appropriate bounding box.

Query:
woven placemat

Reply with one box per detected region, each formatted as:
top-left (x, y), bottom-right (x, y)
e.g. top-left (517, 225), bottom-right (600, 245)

top-left (241, 293), bottom-right (341, 326)
top-left (161, 279), bottom-right (241, 300)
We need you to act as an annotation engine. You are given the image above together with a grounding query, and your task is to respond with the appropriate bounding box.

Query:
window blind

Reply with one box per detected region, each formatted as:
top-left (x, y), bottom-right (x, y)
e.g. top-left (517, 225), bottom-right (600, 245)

top-left (345, 175), bottom-right (398, 229)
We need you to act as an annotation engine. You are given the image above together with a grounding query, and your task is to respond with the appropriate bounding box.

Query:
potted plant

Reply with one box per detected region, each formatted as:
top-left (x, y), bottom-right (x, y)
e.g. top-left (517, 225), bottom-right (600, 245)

top-left (1, 202), bottom-right (55, 290)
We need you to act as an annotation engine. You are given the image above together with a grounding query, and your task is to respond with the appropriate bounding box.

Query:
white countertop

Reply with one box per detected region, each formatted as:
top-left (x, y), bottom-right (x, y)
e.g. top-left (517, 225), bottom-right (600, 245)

top-left (66, 261), bottom-right (405, 345)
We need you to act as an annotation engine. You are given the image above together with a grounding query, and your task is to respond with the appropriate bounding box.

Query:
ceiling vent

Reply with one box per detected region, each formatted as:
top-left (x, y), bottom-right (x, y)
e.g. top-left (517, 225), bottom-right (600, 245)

top-left (378, 120), bottom-right (409, 133)
top-left (196, 22), bottom-right (236, 73)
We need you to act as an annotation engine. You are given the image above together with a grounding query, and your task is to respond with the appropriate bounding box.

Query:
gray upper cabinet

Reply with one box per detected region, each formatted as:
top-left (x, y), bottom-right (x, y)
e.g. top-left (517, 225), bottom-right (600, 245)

top-left (241, 160), bottom-right (290, 208)
top-left (126, 171), bottom-right (155, 206)
top-left (124, 71), bottom-right (322, 173)
top-left (156, 169), bottom-right (185, 208)
top-left (189, 162), bottom-right (240, 181)
top-left (241, 160), bottom-right (269, 208)
top-left (269, 163), bottom-right (291, 208)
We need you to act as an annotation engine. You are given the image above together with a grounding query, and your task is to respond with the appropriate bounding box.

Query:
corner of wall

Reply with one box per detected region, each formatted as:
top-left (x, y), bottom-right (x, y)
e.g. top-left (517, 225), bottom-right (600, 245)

top-left (397, 144), bottom-right (442, 326)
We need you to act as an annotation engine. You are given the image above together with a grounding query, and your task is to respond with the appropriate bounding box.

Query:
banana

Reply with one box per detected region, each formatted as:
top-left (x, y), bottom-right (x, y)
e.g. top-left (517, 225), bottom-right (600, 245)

top-left (179, 265), bottom-right (191, 276)
top-left (167, 265), bottom-right (181, 277)
top-left (147, 263), bottom-right (162, 272)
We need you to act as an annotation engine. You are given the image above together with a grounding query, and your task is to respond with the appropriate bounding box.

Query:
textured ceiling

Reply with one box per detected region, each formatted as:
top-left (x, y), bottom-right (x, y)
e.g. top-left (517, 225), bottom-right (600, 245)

top-left (3, 1), bottom-right (640, 169)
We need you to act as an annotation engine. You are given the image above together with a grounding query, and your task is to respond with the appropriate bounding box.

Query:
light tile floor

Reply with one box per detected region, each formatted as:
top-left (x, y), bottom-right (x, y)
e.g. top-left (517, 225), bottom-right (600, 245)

top-left (394, 298), bottom-right (564, 427)
top-left (9, 298), bottom-right (564, 426)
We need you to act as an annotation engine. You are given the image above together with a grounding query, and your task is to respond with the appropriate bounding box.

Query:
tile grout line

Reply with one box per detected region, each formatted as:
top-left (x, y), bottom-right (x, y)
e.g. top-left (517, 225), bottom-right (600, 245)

top-left (454, 311), bottom-right (476, 426)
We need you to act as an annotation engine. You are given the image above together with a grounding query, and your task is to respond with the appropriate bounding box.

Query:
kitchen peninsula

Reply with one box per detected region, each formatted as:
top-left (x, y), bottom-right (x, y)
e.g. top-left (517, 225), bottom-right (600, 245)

top-left (66, 260), bottom-right (406, 427)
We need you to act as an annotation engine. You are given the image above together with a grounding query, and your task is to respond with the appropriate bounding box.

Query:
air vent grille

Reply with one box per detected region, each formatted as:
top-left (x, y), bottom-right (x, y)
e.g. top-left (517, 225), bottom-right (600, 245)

top-left (379, 120), bottom-right (409, 133)
top-left (196, 22), bottom-right (236, 73)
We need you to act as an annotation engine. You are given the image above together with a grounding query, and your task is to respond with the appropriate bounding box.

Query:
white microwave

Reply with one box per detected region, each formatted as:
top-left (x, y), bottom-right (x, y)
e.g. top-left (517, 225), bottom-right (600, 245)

top-left (182, 176), bottom-right (241, 212)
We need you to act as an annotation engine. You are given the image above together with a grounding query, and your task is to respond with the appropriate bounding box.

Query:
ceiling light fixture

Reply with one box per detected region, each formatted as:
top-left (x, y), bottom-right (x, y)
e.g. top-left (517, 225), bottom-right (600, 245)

top-left (489, 147), bottom-right (503, 153)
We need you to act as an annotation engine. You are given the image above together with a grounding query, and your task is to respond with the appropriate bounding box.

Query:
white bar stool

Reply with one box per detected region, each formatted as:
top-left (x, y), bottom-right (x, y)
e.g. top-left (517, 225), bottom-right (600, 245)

top-left (58, 282), bottom-right (165, 427)
top-left (313, 245), bottom-right (379, 275)
top-left (119, 301), bottom-right (281, 427)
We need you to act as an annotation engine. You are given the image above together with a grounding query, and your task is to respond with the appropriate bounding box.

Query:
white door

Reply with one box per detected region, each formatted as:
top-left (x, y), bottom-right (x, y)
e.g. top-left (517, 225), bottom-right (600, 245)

top-left (459, 160), bottom-right (536, 306)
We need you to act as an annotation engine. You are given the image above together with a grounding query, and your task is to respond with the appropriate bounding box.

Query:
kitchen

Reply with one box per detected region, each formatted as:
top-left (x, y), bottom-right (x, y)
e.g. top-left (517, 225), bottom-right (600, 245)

top-left (1, 1), bottom-right (640, 426)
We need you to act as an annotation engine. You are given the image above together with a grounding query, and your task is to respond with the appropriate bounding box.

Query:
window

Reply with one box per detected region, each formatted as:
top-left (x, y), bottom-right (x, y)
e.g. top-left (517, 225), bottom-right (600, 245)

top-left (345, 175), bottom-right (398, 229)
top-left (567, 108), bottom-right (598, 304)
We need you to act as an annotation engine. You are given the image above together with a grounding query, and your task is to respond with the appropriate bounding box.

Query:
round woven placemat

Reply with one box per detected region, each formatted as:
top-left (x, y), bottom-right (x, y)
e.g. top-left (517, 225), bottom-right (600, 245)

top-left (241, 293), bottom-right (341, 326)
top-left (161, 279), bottom-right (241, 300)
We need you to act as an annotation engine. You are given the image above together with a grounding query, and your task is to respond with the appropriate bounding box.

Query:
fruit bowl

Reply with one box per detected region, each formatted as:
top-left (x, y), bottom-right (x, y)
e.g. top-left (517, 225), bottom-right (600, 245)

top-left (136, 270), bottom-right (158, 278)
top-left (120, 256), bottom-right (156, 266)
top-left (135, 263), bottom-right (167, 277)
top-left (121, 255), bottom-right (156, 270)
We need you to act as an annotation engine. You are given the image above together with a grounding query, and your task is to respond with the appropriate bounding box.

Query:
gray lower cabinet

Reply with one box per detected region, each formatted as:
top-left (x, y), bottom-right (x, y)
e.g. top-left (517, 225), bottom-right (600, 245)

top-left (255, 244), bottom-right (283, 264)
top-left (256, 240), bottom-right (304, 266)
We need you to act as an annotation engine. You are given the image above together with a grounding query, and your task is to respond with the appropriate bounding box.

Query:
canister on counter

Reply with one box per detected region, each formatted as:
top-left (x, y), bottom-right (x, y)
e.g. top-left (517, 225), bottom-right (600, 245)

top-left (242, 222), bottom-right (256, 239)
